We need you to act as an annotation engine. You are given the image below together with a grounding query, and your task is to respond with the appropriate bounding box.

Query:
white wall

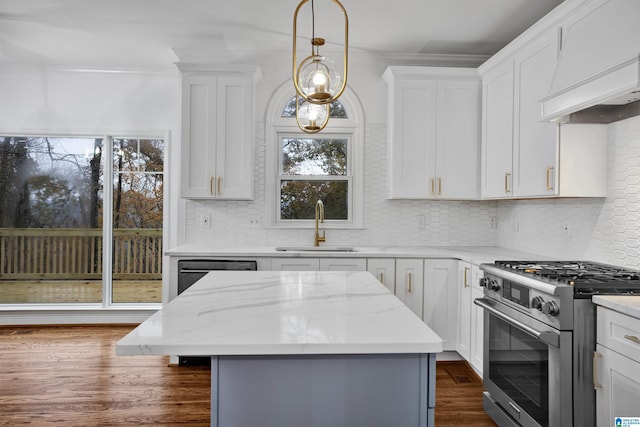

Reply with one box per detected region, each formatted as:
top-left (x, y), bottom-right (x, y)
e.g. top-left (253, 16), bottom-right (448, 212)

top-left (0, 65), bottom-right (179, 135)
top-left (497, 115), bottom-right (640, 269)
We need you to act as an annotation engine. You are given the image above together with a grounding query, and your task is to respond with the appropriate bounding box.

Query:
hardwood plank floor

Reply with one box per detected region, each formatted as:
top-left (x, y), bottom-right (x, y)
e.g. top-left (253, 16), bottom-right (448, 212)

top-left (0, 325), bottom-right (496, 426)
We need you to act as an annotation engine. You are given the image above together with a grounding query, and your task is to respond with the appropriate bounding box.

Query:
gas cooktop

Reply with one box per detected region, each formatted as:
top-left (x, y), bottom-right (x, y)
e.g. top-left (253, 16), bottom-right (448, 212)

top-left (492, 260), bottom-right (640, 297)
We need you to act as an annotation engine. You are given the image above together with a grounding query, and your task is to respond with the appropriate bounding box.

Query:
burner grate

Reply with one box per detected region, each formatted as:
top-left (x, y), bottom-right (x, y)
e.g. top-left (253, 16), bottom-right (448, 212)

top-left (493, 260), bottom-right (640, 295)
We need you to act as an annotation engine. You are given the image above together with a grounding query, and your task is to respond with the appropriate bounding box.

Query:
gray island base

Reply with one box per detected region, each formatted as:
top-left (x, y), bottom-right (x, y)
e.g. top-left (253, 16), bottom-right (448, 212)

top-left (116, 271), bottom-right (443, 427)
top-left (212, 353), bottom-right (436, 427)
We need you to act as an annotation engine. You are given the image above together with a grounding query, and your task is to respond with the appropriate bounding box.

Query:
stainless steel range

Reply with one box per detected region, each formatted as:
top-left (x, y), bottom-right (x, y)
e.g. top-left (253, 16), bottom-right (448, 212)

top-left (475, 260), bottom-right (640, 427)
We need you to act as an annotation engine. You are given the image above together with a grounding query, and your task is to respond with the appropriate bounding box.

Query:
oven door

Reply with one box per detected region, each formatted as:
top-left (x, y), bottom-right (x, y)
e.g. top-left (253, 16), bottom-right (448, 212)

top-left (475, 298), bottom-right (573, 427)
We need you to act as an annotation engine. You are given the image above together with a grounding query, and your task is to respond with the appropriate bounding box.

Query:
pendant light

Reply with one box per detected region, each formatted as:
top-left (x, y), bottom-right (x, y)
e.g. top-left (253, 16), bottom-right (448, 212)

top-left (295, 95), bottom-right (330, 133)
top-left (292, 0), bottom-right (348, 105)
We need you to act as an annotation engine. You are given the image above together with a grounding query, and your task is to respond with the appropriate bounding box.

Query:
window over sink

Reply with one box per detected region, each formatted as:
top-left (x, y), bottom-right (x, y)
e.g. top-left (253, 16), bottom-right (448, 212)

top-left (265, 82), bottom-right (364, 229)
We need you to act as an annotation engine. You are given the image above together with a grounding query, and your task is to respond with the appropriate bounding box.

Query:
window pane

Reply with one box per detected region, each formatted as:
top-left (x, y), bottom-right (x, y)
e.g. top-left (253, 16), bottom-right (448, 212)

top-left (114, 138), bottom-right (164, 173)
top-left (112, 139), bottom-right (163, 304)
top-left (0, 136), bottom-right (104, 304)
top-left (280, 180), bottom-right (348, 220)
top-left (282, 96), bottom-right (348, 118)
top-left (282, 138), bottom-right (347, 175)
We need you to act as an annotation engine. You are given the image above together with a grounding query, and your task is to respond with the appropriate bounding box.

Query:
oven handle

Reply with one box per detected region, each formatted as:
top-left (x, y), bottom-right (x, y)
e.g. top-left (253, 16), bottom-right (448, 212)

top-left (474, 298), bottom-right (560, 348)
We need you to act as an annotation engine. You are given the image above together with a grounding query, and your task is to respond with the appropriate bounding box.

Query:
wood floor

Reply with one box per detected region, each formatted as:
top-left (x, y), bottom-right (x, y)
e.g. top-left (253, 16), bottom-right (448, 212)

top-left (0, 325), bottom-right (496, 426)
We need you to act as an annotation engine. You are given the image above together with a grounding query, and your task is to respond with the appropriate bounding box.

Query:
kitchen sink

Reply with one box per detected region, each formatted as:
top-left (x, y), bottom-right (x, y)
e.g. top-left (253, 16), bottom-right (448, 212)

top-left (275, 246), bottom-right (358, 252)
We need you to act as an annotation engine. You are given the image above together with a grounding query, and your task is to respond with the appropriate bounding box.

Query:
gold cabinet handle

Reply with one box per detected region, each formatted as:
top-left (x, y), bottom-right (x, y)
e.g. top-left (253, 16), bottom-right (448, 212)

top-left (437, 177), bottom-right (442, 195)
top-left (407, 272), bottom-right (413, 293)
top-left (505, 172), bottom-right (511, 194)
top-left (430, 178), bottom-right (435, 196)
top-left (464, 267), bottom-right (470, 288)
top-left (209, 176), bottom-right (214, 195)
top-left (378, 272), bottom-right (384, 283)
top-left (546, 166), bottom-right (554, 191)
top-left (593, 352), bottom-right (603, 389)
top-left (624, 334), bottom-right (640, 345)
top-left (217, 176), bottom-right (221, 195)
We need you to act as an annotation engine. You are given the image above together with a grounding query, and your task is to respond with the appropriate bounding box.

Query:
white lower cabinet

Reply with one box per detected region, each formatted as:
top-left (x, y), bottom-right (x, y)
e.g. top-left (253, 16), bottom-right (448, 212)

top-left (456, 261), bottom-right (484, 373)
top-left (271, 258), bottom-right (367, 272)
top-left (319, 258), bottom-right (366, 271)
top-left (271, 258), bottom-right (320, 271)
top-left (469, 265), bottom-right (484, 375)
top-left (457, 261), bottom-right (472, 360)
top-left (596, 306), bottom-right (640, 425)
top-left (395, 259), bottom-right (424, 318)
top-left (424, 259), bottom-right (458, 351)
top-left (367, 258), bottom-right (396, 293)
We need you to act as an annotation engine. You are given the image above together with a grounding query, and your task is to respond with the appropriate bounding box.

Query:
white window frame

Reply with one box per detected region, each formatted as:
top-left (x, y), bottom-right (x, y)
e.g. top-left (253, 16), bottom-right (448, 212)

top-left (0, 132), bottom-right (167, 312)
top-left (265, 82), bottom-right (364, 229)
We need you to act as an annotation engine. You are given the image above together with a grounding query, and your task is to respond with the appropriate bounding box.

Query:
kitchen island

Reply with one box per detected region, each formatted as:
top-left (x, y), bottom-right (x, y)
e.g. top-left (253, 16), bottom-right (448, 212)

top-left (117, 270), bottom-right (443, 427)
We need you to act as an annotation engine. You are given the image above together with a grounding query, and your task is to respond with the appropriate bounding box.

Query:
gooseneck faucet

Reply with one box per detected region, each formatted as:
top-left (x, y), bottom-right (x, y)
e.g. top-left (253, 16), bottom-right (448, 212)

top-left (314, 199), bottom-right (326, 247)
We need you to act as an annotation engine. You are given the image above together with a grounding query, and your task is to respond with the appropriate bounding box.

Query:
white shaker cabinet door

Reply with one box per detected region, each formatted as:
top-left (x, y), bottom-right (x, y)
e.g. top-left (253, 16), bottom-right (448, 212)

top-left (367, 258), bottom-right (396, 293)
top-left (395, 259), bottom-right (424, 318)
top-left (180, 68), bottom-right (256, 200)
top-left (388, 78), bottom-right (438, 199)
top-left (481, 61), bottom-right (514, 199)
top-left (596, 344), bottom-right (640, 426)
top-left (424, 259), bottom-right (458, 351)
top-left (319, 258), bottom-right (366, 271)
top-left (513, 29), bottom-right (560, 197)
top-left (436, 80), bottom-right (480, 200)
top-left (271, 258), bottom-right (320, 271)
top-left (457, 261), bottom-right (472, 360)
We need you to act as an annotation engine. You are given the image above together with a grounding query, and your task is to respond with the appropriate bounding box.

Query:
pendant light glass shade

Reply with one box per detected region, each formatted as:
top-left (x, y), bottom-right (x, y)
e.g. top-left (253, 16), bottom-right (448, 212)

top-left (292, 0), bottom-right (348, 106)
top-left (295, 95), bottom-right (330, 133)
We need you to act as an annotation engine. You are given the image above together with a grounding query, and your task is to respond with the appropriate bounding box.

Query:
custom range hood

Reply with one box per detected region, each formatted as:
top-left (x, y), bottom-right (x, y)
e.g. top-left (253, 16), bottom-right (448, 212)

top-left (541, 0), bottom-right (640, 123)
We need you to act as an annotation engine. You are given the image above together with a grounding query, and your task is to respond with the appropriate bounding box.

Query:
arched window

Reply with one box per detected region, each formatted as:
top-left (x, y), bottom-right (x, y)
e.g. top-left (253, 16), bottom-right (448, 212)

top-left (265, 82), bottom-right (363, 229)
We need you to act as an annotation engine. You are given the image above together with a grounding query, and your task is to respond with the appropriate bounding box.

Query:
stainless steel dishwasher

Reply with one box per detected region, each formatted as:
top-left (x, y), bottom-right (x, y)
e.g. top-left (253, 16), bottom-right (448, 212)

top-left (177, 259), bottom-right (257, 294)
top-left (176, 259), bottom-right (257, 366)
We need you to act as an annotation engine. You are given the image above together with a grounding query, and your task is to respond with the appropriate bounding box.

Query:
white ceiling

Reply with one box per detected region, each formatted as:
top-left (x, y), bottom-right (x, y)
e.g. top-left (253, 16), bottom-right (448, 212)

top-left (0, 0), bottom-right (565, 69)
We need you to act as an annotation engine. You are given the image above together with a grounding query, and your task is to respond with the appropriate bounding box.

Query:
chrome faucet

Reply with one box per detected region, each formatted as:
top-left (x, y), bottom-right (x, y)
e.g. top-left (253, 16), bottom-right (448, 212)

top-left (314, 199), bottom-right (326, 246)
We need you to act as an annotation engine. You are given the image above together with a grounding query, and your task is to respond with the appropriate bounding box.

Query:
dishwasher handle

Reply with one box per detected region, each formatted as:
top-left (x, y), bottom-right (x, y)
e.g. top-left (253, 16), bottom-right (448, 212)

top-left (179, 269), bottom-right (217, 274)
top-left (474, 297), bottom-right (560, 348)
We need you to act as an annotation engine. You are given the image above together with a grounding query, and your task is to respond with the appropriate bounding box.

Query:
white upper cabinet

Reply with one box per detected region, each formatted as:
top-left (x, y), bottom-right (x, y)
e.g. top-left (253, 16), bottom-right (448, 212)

top-left (481, 61), bottom-right (515, 198)
top-left (178, 65), bottom-right (259, 200)
top-left (512, 29), bottom-right (560, 197)
top-left (384, 67), bottom-right (480, 200)
top-left (480, 16), bottom-right (607, 199)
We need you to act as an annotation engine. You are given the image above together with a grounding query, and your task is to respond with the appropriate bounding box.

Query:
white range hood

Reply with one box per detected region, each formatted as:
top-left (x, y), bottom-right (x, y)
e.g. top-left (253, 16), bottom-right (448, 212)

top-left (541, 0), bottom-right (640, 123)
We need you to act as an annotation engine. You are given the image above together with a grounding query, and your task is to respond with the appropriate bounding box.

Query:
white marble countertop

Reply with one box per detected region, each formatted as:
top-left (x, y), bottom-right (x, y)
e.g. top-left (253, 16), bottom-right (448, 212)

top-left (116, 270), bottom-right (443, 356)
top-left (593, 295), bottom-right (640, 320)
top-left (165, 245), bottom-right (549, 266)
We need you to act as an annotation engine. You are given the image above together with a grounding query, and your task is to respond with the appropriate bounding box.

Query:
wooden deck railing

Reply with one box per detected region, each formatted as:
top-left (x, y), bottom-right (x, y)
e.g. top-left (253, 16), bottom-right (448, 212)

top-left (0, 228), bottom-right (162, 280)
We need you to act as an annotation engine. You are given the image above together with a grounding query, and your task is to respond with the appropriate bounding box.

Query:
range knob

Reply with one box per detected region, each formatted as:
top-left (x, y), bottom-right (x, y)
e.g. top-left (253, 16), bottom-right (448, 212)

top-left (531, 296), bottom-right (545, 311)
top-left (541, 301), bottom-right (560, 316)
top-left (488, 279), bottom-right (500, 291)
top-left (479, 277), bottom-right (500, 291)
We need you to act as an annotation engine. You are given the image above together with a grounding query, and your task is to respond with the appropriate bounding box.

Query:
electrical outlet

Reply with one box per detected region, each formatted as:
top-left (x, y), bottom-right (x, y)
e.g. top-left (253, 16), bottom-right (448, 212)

top-left (417, 215), bottom-right (426, 229)
top-left (512, 216), bottom-right (519, 232)
top-left (489, 216), bottom-right (497, 229)
top-left (248, 215), bottom-right (261, 229)
top-left (200, 214), bottom-right (210, 229)
top-left (562, 220), bottom-right (572, 239)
